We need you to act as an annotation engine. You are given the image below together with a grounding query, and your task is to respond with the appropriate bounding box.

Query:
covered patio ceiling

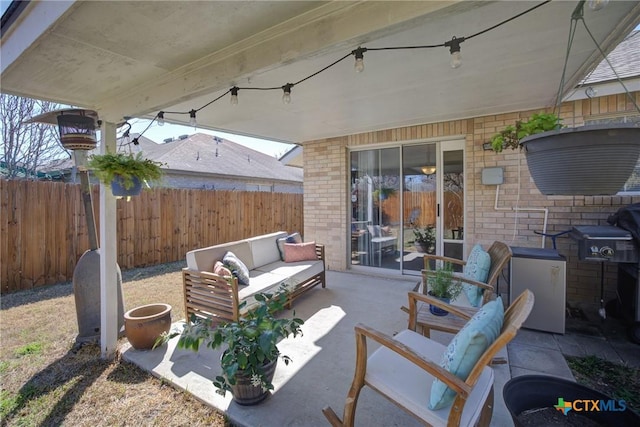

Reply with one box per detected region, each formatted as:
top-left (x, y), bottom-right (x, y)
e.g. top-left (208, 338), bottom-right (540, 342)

top-left (2, 1), bottom-right (639, 144)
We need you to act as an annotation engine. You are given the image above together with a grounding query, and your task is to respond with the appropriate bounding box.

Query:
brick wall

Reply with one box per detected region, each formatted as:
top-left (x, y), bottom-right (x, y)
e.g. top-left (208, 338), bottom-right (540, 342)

top-left (303, 91), bottom-right (640, 305)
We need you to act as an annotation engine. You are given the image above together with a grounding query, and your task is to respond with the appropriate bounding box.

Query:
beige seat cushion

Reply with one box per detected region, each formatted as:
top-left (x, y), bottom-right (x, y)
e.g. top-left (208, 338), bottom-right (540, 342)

top-left (365, 329), bottom-right (493, 427)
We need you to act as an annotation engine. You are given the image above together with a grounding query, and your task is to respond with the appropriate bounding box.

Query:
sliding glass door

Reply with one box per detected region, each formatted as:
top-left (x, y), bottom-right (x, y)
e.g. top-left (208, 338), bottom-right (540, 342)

top-left (350, 141), bottom-right (464, 274)
top-left (350, 148), bottom-right (400, 270)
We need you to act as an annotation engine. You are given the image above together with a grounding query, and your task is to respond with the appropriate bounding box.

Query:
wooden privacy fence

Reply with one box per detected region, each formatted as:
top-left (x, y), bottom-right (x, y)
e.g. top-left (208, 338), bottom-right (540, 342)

top-left (0, 179), bottom-right (303, 294)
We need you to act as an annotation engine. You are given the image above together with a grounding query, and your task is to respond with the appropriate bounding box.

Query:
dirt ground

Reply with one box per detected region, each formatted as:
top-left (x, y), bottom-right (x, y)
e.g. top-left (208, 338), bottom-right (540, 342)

top-left (0, 261), bottom-right (229, 427)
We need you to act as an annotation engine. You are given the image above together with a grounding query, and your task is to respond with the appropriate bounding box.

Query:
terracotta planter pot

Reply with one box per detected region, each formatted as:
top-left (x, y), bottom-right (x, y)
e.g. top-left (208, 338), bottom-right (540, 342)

top-left (521, 124), bottom-right (640, 196)
top-left (124, 303), bottom-right (172, 350)
top-left (230, 358), bottom-right (278, 405)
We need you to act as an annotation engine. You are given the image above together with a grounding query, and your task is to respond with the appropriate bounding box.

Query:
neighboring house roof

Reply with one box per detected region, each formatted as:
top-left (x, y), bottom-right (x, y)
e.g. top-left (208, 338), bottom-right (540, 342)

top-left (153, 133), bottom-right (302, 183)
top-left (38, 133), bottom-right (303, 183)
top-left (582, 30), bottom-right (640, 84)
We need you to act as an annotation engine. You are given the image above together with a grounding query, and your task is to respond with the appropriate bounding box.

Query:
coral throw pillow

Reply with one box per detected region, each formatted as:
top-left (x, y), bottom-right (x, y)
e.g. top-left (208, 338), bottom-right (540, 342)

top-left (213, 260), bottom-right (232, 278)
top-left (284, 241), bottom-right (317, 263)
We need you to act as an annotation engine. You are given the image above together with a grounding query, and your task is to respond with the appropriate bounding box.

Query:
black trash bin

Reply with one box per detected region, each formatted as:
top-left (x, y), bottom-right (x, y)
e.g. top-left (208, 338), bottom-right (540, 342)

top-left (503, 375), bottom-right (640, 426)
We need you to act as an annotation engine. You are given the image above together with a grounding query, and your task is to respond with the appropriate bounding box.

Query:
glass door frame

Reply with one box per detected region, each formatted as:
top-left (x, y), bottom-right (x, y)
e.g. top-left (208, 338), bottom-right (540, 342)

top-left (436, 139), bottom-right (465, 260)
top-left (348, 139), bottom-right (465, 275)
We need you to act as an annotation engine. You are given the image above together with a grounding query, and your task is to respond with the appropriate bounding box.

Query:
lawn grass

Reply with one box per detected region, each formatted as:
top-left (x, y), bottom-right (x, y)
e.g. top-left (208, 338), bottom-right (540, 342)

top-left (567, 354), bottom-right (640, 411)
top-left (0, 261), bottom-right (228, 427)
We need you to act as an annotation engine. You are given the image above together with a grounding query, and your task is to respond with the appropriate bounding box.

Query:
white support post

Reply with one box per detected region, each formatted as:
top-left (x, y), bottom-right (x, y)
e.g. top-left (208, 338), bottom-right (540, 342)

top-left (100, 121), bottom-right (118, 359)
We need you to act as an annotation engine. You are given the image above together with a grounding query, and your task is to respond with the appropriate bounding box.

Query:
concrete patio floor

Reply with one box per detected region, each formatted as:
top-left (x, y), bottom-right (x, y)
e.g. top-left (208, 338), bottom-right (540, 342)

top-left (122, 270), bottom-right (639, 426)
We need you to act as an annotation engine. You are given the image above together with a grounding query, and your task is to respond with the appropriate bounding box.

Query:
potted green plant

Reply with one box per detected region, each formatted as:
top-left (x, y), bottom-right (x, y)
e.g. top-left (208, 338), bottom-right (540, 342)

top-left (88, 151), bottom-right (163, 197)
top-left (424, 262), bottom-right (462, 316)
top-left (372, 187), bottom-right (396, 201)
top-left (176, 289), bottom-right (304, 405)
top-left (489, 112), bottom-right (640, 196)
top-left (490, 112), bottom-right (561, 153)
top-left (413, 225), bottom-right (435, 254)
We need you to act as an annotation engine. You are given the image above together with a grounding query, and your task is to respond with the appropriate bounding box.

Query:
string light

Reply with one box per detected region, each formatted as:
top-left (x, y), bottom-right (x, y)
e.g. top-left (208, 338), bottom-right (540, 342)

top-left (353, 47), bottom-right (366, 72)
top-left (445, 36), bottom-right (464, 69)
top-left (282, 83), bottom-right (293, 104)
top-left (588, 0), bottom-right (609, 11)
top-left (132, 1), bottom-right (552, 139)
top-left (230, 86), bottom-right (239, 105)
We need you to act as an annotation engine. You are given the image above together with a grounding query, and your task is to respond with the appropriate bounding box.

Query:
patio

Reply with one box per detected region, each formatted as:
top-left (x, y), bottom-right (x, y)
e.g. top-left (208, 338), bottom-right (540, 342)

top-left (121, 270), bottom-right (639, 427)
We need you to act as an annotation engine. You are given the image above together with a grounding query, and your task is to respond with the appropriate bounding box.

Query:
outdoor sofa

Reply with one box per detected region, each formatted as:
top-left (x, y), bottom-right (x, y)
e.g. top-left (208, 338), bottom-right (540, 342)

top-left (182, 231), bottom-right (325, 324)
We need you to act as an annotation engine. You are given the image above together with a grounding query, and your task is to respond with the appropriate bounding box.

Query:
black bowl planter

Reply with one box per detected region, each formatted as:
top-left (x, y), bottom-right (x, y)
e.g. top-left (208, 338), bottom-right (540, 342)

top-left (503, 375), bottom-right (640, 426)
top-left (111, 176), bottom-right (143, 197)
top-left (521, 124), bottom-right (640, 196)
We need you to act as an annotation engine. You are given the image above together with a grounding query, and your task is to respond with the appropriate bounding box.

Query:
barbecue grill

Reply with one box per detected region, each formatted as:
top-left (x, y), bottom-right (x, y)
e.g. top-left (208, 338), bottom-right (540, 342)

top-left (570, 225), bottom-right (638, 263)
top-left (571, 218), bottom-right (640, 344)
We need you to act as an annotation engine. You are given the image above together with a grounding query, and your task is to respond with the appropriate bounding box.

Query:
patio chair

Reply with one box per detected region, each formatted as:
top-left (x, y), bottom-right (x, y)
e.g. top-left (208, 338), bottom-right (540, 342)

top-left (322, 289), bottom-right (534, 427)
top-left (412, 241), bottom-right (512, 338)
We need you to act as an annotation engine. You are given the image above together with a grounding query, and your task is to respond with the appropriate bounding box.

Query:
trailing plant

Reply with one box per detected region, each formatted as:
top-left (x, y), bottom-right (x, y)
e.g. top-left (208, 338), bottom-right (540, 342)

top-left (490, 112), bottom-right (563, 152)
top-left (88, 151), bottom-right (163, 190)
top-left (426, 262), bottom-right (462, 300)
top-left (176, 288), bottom-right (304, 396)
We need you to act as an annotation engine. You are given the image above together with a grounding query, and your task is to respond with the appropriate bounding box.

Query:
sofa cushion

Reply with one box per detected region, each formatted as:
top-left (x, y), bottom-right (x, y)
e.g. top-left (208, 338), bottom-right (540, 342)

top-left (276, 232), bottom-right (302, 260)
top-left (223, 251), bottom-right (250, 286)
top-left (462, 244), bottom-right (491, 307)
top-left (284, 241), bottom-right (317, 262)
top-left (239, 270), bottom-right (292, 314)
top-left (213, 261), bottom-right (232, 277)
top-left (255, 259), bottom-right (324, 290)
top-left (186, 240), bottom-right (253, 271)
top-left (428, 298), bottom-right (504, 410)
top-left (248, 231), bottom-right (288, 268)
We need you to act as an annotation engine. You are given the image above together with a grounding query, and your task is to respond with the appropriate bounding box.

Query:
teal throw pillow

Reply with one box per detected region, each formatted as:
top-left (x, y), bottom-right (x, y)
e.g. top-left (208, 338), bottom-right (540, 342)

top-left (428, 297), bottom-right (504, 410)
top-left (462, 244), bottom-right (491, 307)
top-left (223, 251), bottom-right (250, 286)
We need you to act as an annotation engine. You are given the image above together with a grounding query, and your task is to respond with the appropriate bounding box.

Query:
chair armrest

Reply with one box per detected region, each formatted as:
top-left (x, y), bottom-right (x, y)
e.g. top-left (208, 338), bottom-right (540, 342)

top-left (422, 254), bottom-right (467, 269)
top-left (315, 243), bottom-right (325, 261)
top-left (421, 271), bottom-right (495, 292)
top-left (354, 323), bottom-right (471, 398)
top-left (407, 291), bottom-right (475, 323)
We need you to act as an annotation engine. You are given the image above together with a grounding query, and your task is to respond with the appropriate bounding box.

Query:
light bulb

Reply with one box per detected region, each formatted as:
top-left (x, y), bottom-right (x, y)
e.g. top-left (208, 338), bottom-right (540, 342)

top-left (445, 36), bottom-right (464, 69)
top-left (282, 84), bottom-right (293, 104)
top-left (230, 87), bottom-right (239, 105)
top-left (450, 51), bottom-right (462, 69)
top-left (353, 47), bottom-right (366, 73)
top-left (189, 110), bottom-right (197, 128)
top-left (588, 0), bottom-right (609, 11)
top-left (157, 111), bottom-right (165, 126)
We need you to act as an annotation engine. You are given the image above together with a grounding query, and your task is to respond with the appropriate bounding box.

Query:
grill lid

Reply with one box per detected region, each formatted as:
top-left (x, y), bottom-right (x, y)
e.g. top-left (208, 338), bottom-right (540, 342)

top-left (571, 225), bottom-right (633, 240)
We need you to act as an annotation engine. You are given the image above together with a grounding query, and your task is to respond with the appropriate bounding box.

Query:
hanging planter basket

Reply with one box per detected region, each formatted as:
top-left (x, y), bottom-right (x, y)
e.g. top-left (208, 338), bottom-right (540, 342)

top-left (111, 176), bottom-right (143, 197)
top-left (521, 124), bottom-right (640, 196)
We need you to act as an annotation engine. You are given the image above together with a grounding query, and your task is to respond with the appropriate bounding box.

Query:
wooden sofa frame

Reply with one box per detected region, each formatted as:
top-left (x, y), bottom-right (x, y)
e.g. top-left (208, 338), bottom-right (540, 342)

top-left (183, 243), bottom-right (325, 324)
